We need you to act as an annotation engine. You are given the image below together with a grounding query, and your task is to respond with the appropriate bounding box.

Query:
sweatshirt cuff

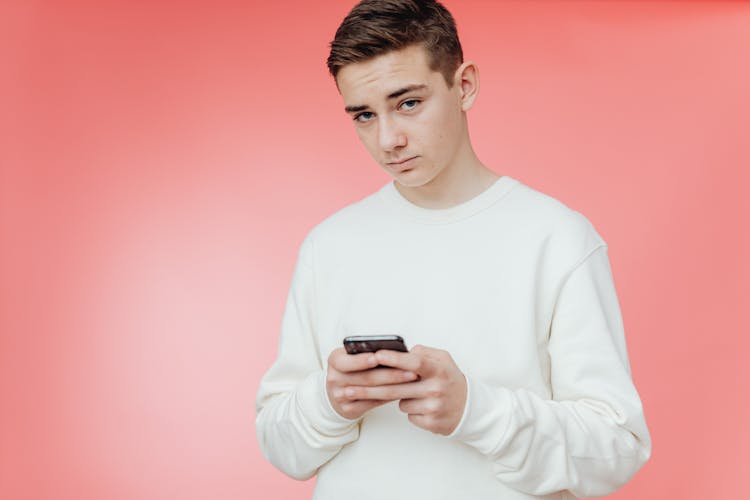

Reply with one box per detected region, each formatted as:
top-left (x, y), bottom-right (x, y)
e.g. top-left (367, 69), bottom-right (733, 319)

top-left (296, 369), bottom-right (361, 436)
top-left (447, 375), bottom-right (513, 450)
top-left (446, 372), bottom-right (472, 439)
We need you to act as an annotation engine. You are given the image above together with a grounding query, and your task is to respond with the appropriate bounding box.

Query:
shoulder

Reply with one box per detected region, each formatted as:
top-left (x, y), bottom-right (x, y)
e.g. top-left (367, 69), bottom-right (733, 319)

top-left (298, 183), bottom-right (387, 256)
top-left (505, 179), bottom-right (607, 260)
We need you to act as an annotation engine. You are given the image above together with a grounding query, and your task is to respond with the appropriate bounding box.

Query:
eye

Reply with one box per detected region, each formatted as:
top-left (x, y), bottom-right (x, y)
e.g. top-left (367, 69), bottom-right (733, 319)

top-left (400, 99), bottom-right (420, 111)
top-left (354, 111), bottom-right (375, 123)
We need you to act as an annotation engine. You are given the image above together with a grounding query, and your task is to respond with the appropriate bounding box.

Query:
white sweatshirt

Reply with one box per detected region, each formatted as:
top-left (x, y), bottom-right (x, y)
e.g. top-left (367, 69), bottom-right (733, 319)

top-left (256, 176), bottom-right (651, 500)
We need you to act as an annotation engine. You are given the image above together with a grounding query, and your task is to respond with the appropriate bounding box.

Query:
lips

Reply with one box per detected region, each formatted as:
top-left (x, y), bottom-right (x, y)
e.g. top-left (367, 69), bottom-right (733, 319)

top-left (386, 156), bottom-right (418, 171)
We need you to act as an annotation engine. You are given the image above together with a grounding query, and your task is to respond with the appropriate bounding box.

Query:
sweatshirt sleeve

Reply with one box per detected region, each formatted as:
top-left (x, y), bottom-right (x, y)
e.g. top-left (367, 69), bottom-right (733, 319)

top-left (255, 234), bottom-right (361, 480)
top-left (448, 244), bottom-right (652, 498)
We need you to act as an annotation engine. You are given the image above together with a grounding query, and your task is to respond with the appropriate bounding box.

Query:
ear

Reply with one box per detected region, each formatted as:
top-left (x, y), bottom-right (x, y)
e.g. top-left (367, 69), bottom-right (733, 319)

top-left (453, 61), bottom-right (479, 111)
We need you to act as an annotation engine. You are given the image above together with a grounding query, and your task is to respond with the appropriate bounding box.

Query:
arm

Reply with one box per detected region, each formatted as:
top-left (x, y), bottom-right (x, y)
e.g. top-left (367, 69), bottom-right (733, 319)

top-left (357, 245), bottom-right (651, 497)
top-left (448, 244), bottom-right (651, 497)
top-left (255, 235), bottom-right (360, 480)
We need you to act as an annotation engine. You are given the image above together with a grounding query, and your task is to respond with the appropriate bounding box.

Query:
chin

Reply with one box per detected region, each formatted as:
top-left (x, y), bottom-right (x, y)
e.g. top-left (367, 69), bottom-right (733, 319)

top-left (393, 168), bottom-right (438, 189)
top-left (392, 173), bottom-right (424, 188)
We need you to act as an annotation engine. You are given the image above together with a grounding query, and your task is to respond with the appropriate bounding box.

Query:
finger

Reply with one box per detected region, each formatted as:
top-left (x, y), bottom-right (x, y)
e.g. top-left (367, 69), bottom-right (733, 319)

top-left (341, 367), bottom-right (418, 387)
top-left (399, 396), bottom-right (441, 415)
top-left (330, 348), bottom-right (379, 373)
top-left (344, 381), bottom-right (426, 401)
top-left (398, 397), bottom-right (424, 414)
top-left (374, 347), bottom-right (437, 377)
top-left (407, 413), bottom-right (432, 431)
top-left (330, 384), bottom-right (396, 407)
top-left (408, 412), bottom-right (455, 435)
top-left (337, 399), bottom-right (391, 419)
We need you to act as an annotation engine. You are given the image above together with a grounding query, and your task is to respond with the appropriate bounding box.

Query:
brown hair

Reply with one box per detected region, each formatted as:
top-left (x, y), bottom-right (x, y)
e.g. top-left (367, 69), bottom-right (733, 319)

top-left (327, 0), bottom-right (464, 87)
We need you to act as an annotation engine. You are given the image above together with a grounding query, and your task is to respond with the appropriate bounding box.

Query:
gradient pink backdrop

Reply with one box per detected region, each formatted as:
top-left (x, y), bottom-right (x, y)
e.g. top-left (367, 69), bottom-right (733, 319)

top-left (2, 1), bottom-right (749, 499)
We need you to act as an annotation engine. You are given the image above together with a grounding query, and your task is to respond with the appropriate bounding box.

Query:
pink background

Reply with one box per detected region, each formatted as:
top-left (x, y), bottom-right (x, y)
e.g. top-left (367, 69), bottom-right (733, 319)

top-left (2, 1), bottom-right (749, 498)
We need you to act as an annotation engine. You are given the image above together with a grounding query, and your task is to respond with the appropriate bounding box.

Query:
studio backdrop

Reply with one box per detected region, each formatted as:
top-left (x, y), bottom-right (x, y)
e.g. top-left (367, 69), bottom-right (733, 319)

top-left (1, 1), bottom-right (748, 499)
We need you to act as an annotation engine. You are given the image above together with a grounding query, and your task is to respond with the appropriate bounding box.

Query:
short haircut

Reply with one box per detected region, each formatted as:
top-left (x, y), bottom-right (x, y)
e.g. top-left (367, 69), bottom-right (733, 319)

top-left (327, 0), bottom-right (464, 88)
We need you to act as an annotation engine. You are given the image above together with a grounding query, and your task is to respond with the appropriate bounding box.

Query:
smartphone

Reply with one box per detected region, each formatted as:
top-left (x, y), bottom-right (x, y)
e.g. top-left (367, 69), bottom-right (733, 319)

top-left (343, 335), bottom-right (408, 354)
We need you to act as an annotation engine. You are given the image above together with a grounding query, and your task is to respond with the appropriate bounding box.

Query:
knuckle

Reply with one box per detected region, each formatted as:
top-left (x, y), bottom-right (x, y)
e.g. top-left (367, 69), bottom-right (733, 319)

top-left (427, 398), bottom-right (443, 414)
top-left (415, 357), bottom-right (425, 372)
top-left (426, 385), bottom-right (444, 399)
top-left (332, 390), bottom-right (345, 404)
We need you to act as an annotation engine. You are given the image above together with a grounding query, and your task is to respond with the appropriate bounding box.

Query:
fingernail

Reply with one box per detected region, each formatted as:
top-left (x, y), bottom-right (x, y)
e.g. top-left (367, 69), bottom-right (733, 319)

top-left (403, 371), bottom-right (416, 380)
top-left (345, 387), bottom-right (355, 397)
top-left (368, 355), bottom-right (376, 364)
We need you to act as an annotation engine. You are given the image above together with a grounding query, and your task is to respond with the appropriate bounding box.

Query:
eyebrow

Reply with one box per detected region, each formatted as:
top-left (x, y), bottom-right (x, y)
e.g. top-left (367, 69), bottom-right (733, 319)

top-left (344, 84), bottom-right (428, 114)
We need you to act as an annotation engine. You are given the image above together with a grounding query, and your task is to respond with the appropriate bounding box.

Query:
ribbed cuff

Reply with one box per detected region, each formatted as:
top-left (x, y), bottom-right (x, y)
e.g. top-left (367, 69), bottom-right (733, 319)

top-left (446, 373), bottom-right (472, 439)
top-left (447, 376), bottom-right (513, 452)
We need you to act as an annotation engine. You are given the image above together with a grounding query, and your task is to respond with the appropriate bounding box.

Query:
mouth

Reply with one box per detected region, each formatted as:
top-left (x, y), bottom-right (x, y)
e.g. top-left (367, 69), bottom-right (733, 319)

top-left (386, 156), bottom-right (418, 171)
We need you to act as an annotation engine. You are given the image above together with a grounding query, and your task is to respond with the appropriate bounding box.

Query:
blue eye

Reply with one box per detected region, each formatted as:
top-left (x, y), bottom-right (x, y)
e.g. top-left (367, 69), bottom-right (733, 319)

top-left (355, 111), bottom-right (375, 123)
top-left (400, 99), bottom-right (420, 111)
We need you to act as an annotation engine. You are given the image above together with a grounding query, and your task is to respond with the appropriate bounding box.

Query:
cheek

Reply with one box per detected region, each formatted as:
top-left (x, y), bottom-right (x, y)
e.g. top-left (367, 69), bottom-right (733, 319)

top-left (425, 103), bottom-right (456, 138)
top-left (356, 128), bottom-right (380, 156)
top-left (356, 127), bottom-right (371, 145)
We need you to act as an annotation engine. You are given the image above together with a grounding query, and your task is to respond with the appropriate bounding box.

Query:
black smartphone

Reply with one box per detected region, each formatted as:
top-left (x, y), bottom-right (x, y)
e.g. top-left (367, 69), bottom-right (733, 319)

top-left (343, 335), bottom-right (408, 354)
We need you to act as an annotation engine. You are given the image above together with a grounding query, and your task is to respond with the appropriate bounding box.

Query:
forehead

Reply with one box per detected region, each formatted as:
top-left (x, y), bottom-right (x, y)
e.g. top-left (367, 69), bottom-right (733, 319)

top-left (336, 45), bottom-right (441, 105)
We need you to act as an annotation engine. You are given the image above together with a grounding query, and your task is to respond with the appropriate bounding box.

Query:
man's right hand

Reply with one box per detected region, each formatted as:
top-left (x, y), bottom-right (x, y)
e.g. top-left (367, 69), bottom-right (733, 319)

top-left (326, 347), bottom-right (418, 420)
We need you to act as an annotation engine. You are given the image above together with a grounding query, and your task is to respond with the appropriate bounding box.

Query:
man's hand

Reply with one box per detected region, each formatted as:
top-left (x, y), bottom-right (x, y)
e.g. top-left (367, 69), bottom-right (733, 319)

top-left (326, 347), bottom-right (419, 420)
top-left (343, 345), bottom-right (468, 435)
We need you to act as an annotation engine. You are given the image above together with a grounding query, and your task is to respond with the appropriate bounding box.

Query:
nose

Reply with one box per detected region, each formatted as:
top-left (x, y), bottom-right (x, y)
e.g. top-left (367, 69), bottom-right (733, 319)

top-left (378, 116), bottom-right (407, 152)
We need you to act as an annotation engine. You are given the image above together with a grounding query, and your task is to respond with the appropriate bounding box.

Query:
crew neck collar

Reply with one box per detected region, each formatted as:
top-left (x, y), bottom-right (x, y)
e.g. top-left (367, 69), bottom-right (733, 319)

top-left (377, 175), bottom-right (519, 224)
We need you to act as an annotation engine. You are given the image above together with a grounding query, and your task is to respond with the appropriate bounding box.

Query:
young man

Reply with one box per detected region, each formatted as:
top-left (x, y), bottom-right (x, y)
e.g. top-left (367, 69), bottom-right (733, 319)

top-left (256, 1), bottom-right (651, 499)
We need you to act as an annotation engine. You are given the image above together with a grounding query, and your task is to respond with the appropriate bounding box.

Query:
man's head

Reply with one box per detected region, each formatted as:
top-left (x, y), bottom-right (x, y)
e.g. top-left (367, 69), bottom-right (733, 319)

top-left (328, 0), bottom-right (480, 191)
top-left (327, 0), bottom-right (463, 89)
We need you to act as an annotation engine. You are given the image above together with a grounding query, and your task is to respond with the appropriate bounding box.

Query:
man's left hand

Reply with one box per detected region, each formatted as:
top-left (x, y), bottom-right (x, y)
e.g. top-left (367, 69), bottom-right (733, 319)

top-left (343, 345), bottom-right (467, 435)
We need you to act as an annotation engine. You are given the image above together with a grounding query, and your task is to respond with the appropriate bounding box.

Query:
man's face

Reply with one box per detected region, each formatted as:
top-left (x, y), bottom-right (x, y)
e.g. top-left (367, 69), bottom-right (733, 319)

top-left (336, 44), bottom-right (468, 188)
